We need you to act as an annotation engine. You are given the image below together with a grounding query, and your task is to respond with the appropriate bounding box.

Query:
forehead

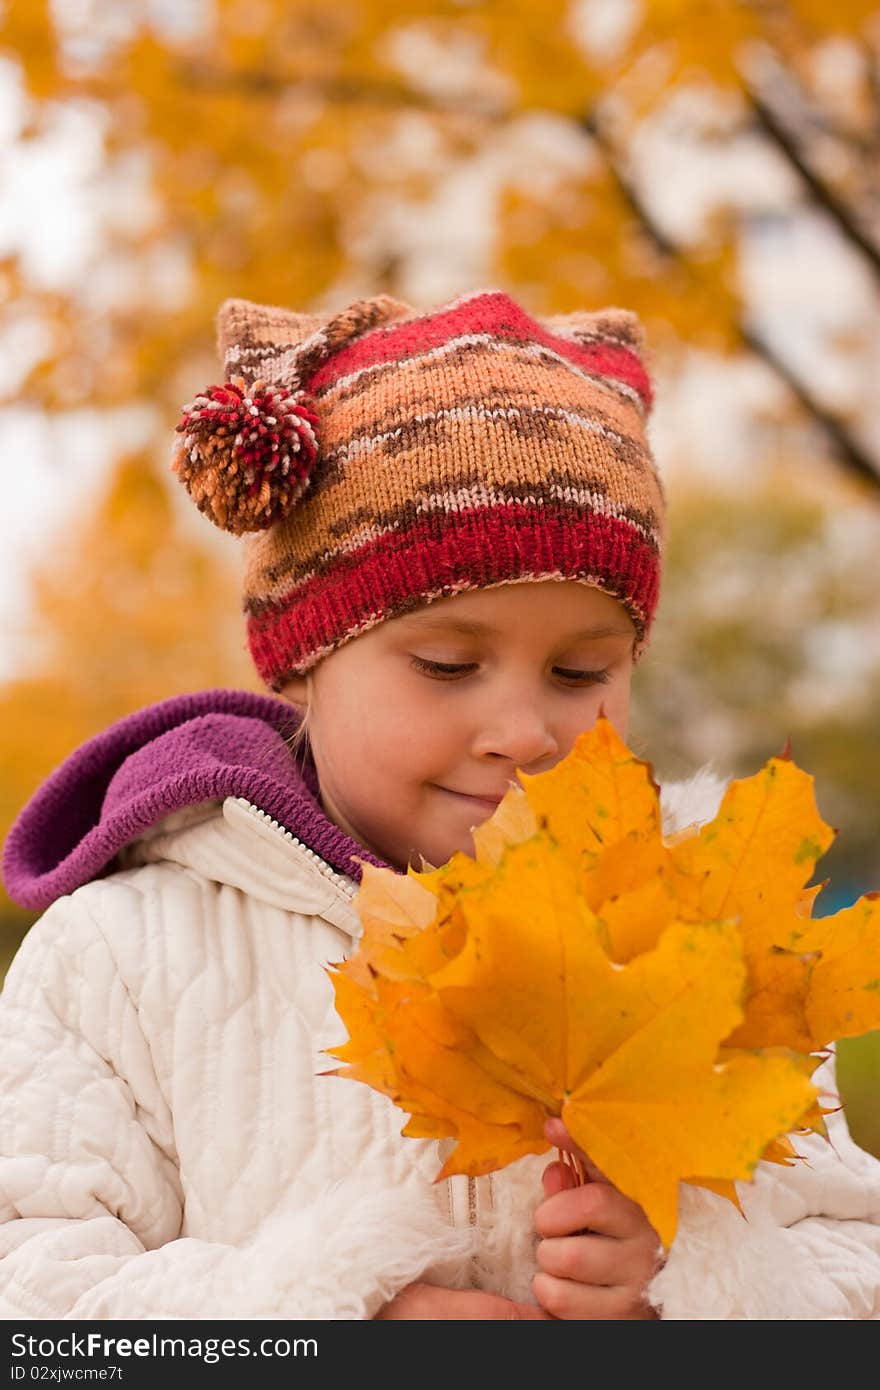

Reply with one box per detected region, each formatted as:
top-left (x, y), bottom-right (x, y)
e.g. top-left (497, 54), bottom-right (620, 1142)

top-left (393, 580), bottom-right (634, 639)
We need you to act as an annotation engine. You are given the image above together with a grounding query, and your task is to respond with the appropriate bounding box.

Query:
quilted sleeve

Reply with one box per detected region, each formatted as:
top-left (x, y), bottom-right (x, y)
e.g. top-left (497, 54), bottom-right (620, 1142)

top-left (647, 1055), bottom-right (880, 1320)
top-left (0, 895), bottom-right (470, 1320)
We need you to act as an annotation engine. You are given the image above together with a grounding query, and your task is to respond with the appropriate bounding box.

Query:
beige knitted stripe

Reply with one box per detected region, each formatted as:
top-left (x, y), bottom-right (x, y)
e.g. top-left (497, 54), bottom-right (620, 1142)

top-left (305, 402), bottom-right (653, 511)
top-left (315, 343), bottom-right (644, 449)
top-left (324, 478), bottom-right (661, 545)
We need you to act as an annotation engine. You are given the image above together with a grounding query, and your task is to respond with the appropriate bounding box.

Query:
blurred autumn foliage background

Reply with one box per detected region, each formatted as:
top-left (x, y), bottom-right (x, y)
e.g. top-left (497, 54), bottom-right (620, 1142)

top-left (0, 0), bottom-right (879, 1147)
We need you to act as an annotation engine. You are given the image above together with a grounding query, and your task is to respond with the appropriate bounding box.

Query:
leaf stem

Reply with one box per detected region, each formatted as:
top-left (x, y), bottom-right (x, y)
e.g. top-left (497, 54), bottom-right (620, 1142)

top-left (558, 1147), bottom-right (587, 1186)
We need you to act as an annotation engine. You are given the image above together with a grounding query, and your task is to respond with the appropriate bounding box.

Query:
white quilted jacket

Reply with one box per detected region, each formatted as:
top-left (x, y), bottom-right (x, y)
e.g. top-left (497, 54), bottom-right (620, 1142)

top-left (1, 773), bottom-right (880, 1320)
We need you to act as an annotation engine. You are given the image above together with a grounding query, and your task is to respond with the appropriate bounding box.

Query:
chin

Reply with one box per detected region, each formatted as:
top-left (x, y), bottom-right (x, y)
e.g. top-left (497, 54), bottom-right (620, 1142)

top-left (401, 837), bottom-right (463, 873)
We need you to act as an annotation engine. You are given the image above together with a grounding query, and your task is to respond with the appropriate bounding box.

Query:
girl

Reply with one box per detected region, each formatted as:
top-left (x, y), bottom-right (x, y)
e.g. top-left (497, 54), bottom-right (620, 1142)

top-left (2, 289), bottom-right (879, 1320)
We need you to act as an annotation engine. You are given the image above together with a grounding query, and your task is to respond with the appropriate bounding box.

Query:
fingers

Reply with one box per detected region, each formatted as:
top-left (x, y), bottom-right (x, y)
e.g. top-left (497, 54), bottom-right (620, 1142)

top-left (376, 1283), bottom-right (554, 1320)
top-left (536, 1232), bottom-right (652, 1287)
top-left (541, 1159), bottom-right (577, 1199)
top-left (535, 1179), bottom-right (650, 1240)
top-left (533, 1270), bottom-right (659, 1321)
top-left (544, 1116), bottom-right (574, 1149)
top-left (533, 1133), bottom-right (664, 1321)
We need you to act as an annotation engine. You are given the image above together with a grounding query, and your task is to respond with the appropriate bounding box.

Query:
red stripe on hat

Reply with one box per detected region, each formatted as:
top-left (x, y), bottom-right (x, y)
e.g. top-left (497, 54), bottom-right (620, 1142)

top-left (247, 504), bottom-right (659, 687)
top-left (308, 291), bottom-right (653, 408)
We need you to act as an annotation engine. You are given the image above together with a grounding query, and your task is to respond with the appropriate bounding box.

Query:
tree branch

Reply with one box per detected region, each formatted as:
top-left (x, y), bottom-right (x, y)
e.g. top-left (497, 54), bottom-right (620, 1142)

top-left (581, 110), bottom-right (879, 491)
top-left (747, 86), bottom-right (880, 277)
top-left (739, 323), bottom-right (880, 488)
top-left (173, 62), bottom-right (508, 120)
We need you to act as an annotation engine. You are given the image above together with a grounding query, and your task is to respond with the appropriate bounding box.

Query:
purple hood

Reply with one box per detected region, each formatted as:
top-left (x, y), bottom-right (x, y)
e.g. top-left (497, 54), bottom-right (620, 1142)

top-left (2, 688), bottom-right (390, 913)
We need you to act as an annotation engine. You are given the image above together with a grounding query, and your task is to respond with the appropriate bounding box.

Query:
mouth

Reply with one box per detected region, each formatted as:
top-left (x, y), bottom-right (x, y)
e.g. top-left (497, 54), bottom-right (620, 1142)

top-left (434, 786), bottom-right (506, 813)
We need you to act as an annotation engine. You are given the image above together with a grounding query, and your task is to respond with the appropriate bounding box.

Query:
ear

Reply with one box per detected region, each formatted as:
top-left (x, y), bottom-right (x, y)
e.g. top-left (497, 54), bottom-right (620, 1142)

top-left (279, 674), bottom-right (310, 708)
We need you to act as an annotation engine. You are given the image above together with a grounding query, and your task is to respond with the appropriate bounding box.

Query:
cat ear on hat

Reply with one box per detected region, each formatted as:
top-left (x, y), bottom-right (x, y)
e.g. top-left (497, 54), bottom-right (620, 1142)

top-left (542, 305), bottom-right (647, 355)
top-left (542, 305), bottom-right (653, 413)
top-left (215, 297), bottom-right (327, 384)
top-left (171, 293), bottom-right (409, 536)
top-left (214, 293), bottom-right (411, 390)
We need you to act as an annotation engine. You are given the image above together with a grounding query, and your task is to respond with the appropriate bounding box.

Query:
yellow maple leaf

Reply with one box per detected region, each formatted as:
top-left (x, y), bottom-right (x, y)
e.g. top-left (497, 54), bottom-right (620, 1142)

top-left (470, 783), bottom-right (538, 867)
top-left (669, 755), bottom-right (836, 947)
top-left (797, 895), bottom-right (880, 1044)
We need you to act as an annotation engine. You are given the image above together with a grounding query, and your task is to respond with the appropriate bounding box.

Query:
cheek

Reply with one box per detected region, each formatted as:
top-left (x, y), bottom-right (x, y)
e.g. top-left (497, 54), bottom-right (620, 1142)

top-left (604, 678), bottom-right (632, 734)
top-left (566, 677), bottom-right (632, 743)
top-left (383, 716), bottom-right (461, 781)
top-left (372, 684), bottom-right (465, 767)
top-left (316, 685), bottom-right (447, 784)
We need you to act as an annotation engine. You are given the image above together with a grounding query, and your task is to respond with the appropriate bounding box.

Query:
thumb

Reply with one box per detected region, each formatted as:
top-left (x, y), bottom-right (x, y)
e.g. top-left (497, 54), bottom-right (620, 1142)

top-left (508, 1300), bottom-right (555, 1320)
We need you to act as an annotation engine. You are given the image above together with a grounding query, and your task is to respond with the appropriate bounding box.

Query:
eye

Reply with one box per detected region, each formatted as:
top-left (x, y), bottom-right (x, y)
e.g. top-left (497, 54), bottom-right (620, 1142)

top-left (410, 656), bottom-right (476, 680)
top-left (553, 667), bottom-right (611, 685)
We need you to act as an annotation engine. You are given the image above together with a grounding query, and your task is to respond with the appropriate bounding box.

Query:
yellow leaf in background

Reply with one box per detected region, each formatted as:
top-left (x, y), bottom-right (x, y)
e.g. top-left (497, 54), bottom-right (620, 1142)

top-left (343, 861), bottom-right (439, 985)
top-left (583, 830), bottom-right (703, 961)
top-left (356, 860), bottom-right (439, 936)
top-left (582, 830), bottom-right (666, 911)
top-left (327, 971), bottom-right (398, 1089)
top-left (797, 883), bottom-right (826, 917)
top-left (669, 757), bottom-right (836, 944)
top-left (761, 1134), bottom-right (802, 1166)
top-left (661, 741), bottom-right (877, 1048)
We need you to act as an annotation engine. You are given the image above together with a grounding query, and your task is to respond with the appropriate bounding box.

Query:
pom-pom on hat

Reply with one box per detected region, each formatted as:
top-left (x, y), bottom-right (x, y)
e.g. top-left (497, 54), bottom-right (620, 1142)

top-left (172, 287), bottom-right (666, 690)
top-left (173, 378), bottom-right (320, 534)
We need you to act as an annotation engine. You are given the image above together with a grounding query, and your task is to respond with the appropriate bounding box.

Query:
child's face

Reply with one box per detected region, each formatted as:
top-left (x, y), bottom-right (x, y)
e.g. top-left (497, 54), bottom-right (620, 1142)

top-left (283, 580), bottom-right (635, 872)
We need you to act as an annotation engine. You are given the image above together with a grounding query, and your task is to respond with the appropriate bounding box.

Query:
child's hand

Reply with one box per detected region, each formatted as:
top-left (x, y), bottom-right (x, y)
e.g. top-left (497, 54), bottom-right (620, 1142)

top-left (533, 1118), bottom-right (664, 1320)
top-left (375, 1281), bottom-right (552, 1319)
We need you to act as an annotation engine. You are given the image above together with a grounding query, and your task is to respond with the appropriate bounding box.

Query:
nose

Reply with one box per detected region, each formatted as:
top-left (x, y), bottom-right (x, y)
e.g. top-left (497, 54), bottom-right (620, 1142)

top-left (470, 690), bottom-right (559, 770)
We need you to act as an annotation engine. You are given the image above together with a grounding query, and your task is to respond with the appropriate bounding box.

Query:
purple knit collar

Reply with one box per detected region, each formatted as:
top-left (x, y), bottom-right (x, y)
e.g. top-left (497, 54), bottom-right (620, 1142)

top-left (1, 688), bottom-right (390, 913)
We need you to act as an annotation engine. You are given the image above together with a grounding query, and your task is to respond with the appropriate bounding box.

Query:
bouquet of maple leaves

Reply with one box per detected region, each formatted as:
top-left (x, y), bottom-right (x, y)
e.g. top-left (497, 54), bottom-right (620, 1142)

top-left (324, 719), bottom-right (880, 1247)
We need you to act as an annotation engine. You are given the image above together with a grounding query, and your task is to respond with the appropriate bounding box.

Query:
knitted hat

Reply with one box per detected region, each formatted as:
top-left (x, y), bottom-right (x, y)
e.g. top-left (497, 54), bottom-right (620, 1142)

top-left (172, 287), bottom-right (665, 690)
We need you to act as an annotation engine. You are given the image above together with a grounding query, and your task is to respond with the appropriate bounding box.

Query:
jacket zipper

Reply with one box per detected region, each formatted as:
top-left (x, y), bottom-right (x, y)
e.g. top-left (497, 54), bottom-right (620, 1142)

top-left (233, 797), bottom-right (358, 901)
top-left (467, 1177), bottom-right (479, 1288)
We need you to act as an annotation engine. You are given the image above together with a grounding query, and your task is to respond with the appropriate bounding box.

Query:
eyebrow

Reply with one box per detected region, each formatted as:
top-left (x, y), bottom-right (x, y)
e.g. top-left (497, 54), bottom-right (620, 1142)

top-left (398, 617), bottom-right (634, 640)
